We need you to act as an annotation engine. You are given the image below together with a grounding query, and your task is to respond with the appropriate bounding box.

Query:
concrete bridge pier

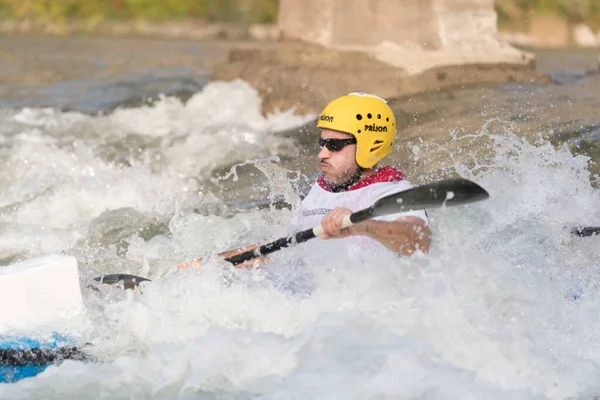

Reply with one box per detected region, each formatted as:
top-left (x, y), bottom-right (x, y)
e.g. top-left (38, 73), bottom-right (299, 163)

top-left (277, 0), bottom-right (532, 74)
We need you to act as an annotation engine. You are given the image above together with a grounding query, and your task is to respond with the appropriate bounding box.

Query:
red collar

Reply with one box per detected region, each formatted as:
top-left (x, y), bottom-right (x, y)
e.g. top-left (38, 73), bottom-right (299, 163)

top-left (317, 166), bottom-right (406, 192)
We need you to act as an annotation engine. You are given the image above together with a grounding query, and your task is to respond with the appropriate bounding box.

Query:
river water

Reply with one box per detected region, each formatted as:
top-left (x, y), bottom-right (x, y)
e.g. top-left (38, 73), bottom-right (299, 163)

top-left (0, 36), bottom-right (599, 399)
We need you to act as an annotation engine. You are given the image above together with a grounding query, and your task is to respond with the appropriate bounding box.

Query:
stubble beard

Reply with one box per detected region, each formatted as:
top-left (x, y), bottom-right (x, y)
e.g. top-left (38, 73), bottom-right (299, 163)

top-left (322, 162), bottom-right (360, 185)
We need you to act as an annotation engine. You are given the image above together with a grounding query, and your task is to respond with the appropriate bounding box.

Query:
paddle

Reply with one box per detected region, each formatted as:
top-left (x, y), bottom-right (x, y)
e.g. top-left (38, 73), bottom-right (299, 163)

top-left (93, 177), bottom-right (489, 284)
top-left (93, 273), bottom-right (151, 290)
top-left (225, 177), bottom-right (489, 265)
top-left (571, 226), bottom-right (600, 237)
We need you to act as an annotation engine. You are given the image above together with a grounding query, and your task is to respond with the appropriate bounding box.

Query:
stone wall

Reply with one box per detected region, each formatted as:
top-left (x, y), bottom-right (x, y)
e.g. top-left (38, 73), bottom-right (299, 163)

top-left (277, 0), bottom-right (440, 49)
top-left (278, 0), bottom-right (492, 50)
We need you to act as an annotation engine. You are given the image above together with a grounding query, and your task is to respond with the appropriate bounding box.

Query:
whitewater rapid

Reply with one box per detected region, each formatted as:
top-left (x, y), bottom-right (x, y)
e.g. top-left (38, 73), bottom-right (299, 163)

top-left (1, 80), bottom-right (599, 399)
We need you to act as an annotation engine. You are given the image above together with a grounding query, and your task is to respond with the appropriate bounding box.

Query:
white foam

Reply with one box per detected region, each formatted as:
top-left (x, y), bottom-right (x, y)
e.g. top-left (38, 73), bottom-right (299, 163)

top-left (0, 80), bottom-right (314, 258)
top-left (1, 82), bottom-right (600, 398)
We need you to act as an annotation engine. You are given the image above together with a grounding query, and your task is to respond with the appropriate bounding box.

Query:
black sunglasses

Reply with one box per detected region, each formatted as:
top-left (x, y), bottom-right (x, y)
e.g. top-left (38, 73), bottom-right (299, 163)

top-left (318, 137), bottom-right (357, 152)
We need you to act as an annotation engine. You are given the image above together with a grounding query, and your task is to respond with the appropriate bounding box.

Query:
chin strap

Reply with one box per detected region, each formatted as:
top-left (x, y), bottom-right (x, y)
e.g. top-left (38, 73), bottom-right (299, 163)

top-left (329, 167), bottom-right (364, 193)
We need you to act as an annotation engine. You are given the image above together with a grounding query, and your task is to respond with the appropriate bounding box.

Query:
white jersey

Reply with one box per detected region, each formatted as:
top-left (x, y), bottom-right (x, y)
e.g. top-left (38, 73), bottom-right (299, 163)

top-left (294, 166), bottom-right (429, 254)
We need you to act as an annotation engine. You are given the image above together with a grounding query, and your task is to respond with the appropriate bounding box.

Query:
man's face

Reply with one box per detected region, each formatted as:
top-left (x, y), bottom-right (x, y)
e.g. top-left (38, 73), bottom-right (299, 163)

top-left (318, 129), bottom-right (360, 185)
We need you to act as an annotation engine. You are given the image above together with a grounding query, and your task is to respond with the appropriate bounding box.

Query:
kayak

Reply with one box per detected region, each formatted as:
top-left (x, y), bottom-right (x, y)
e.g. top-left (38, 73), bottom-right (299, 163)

top-left (0, 254), bottom-right (87, 383)
top-left (0, 334), bottom-right (86, 383)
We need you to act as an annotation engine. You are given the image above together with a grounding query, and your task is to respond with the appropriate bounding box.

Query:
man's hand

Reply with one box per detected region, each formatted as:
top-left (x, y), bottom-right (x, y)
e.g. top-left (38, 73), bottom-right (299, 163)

top-left (176, 244), bottom-right (269, 270)
top-left (176, 259), bottom-right (202, 270)
top-left (319, 208), bottom-right (430, 255)
top-left (320, 207), bottom-right (357, 239)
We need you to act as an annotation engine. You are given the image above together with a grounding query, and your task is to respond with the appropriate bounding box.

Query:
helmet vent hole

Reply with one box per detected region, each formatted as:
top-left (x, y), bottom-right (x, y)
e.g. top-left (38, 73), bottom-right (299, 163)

top-left (371, 140), bottom-right (384, 151)
top-left (357, 130), bottom-right (361, 133)
top-left (367, 113), bottom-right (372, 119)
top-left (386, 117), bottom-right (389, 122)
top-left (377, 114), bottom-right (381, 119)
top-left (356, 114), bottom-right (363, 120)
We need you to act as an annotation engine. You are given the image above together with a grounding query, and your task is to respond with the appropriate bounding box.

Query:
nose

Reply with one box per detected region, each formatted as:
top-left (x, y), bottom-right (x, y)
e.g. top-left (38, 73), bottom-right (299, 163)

top-left (318, 143), bottom-right (330, 159)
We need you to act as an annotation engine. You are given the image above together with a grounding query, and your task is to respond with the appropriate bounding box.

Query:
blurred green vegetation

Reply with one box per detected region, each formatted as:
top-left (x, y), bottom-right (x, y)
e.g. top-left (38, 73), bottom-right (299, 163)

top-left (496, 0), bottom-right (600, 30)
top-left (0, 0), bottom-right (599, 31)
top-left (0, 0), bottom-right (279, 24)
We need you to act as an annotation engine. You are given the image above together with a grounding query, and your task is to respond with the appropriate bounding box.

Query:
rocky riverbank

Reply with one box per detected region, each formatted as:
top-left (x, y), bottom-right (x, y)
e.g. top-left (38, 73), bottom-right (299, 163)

top-left (211, 41), bottom-right (551, 116)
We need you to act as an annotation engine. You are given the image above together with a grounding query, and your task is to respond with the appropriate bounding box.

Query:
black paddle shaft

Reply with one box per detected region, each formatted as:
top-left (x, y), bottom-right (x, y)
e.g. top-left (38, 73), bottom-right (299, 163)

top-left (225, 178), bottom-right (489, 265)
top-left (93, 273), bottom-right (151, 290)
top-left (224, 228), bottom-right (318, 265)
top-left (571, 226), bottom-right (600, 237)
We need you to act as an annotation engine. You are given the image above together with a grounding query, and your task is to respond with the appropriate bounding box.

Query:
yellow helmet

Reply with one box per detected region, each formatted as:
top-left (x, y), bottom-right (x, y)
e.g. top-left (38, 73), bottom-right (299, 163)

top-left (316, 92), bottom-right (396, 168)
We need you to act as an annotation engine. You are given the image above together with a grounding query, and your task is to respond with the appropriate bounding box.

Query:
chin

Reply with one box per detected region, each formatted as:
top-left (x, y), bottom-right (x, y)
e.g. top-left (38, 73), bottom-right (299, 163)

top-left (323, 175), bottom-right (341, 185)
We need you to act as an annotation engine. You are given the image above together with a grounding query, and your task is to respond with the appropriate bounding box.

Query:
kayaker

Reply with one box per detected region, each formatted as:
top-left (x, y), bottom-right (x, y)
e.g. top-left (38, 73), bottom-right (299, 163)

top-left (178, 92), bottom-right (430, 269)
